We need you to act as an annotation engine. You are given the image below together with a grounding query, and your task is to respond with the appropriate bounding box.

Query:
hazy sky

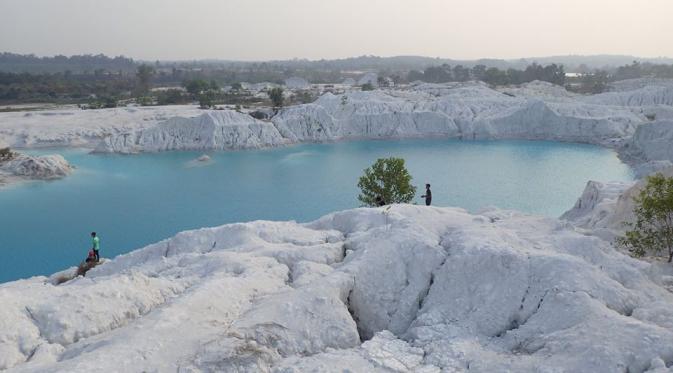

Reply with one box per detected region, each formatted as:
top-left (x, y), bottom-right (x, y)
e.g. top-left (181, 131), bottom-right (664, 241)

top-left (1, 0), bottom-right (672, 61)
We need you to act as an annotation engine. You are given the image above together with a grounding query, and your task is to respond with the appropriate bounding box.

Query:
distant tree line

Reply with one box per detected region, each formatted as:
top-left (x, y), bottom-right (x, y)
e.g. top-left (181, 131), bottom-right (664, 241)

top-left (3, 54), bottom-right (673, 105)
top-left (612, 61), bottom-right (673, 80)
top-left (407, 63), bottom-right (566, 86)
top-left (567, 61), bottom-right (673, 94)
top-left (0, 71), bottom-right (136, 103)
top-left (0, 53), bottom-right (136, 74)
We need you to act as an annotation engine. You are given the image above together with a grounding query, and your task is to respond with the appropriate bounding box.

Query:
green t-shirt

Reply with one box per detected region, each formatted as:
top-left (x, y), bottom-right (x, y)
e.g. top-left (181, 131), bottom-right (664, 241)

top-left (92, 236), bottom-right (100, 250)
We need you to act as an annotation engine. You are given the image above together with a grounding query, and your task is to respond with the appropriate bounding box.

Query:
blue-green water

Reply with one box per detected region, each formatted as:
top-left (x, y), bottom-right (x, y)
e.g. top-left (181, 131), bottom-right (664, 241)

top-left (0, 139), bottom-right (633, 282)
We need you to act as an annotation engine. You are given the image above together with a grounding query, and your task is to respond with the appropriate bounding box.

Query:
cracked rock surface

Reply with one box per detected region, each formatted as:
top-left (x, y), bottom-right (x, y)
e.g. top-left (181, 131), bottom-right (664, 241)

top-left (3, 205), bottom-right (673, 372)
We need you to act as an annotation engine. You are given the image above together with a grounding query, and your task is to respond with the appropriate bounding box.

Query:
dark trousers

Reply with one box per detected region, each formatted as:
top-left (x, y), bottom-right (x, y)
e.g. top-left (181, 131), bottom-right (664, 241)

top-left (94, 250), bottom-right (99, 261)
top-left (425, 199), bottom-right (431, 206)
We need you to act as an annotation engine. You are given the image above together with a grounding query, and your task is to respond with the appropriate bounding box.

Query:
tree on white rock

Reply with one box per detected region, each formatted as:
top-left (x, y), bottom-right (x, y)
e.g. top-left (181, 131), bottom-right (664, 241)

top-left (357, 157), bottom-right (416, 207)
top-left (618, 173), bottom-right (673, 262)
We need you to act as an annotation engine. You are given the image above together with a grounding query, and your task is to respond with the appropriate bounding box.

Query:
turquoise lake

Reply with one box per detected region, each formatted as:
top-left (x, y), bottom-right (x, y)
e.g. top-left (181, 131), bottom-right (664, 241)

top-left (0, 139), bottom-right (633, 282)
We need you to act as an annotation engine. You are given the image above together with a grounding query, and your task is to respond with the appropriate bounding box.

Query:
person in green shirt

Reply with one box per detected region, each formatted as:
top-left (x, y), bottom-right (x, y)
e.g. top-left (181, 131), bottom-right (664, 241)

top-left (91, 232), bottom-right (100, 262)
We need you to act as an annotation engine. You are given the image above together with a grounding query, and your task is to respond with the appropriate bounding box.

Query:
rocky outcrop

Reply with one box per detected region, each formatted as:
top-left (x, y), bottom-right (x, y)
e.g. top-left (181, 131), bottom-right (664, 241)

top-left (0, 105), bottom-right (204, 149)
top-left (623, 120), bottom-right (673, 163)
top-left (0, 152), bottom-right (72, 186)
top-left (4, 206), bottom-right (673, 372)
top-left (584, 85), bottom-right (673, 107)
top-left (95, 111), bottom-right (291, 153)
top-left (93, 82), bottom-right (651, 154)
top-left (562, 166), bottom-right (673, 239)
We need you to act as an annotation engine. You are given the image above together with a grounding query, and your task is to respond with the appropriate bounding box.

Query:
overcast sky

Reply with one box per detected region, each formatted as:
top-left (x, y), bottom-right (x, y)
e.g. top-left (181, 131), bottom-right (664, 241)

top-left (1, 0), bottom-right (672, 61)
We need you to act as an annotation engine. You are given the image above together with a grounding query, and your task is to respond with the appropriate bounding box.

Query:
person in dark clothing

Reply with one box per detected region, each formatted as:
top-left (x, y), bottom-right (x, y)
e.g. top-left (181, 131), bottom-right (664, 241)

top-left (375, 196), bottom-right (386, 207)
top-left (421, 184), bottom-right (432, 206)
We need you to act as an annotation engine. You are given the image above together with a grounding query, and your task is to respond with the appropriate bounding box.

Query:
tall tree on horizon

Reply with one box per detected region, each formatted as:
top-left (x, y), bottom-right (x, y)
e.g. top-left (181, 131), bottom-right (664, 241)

top-left (136, 64), bottom-right (155, 94)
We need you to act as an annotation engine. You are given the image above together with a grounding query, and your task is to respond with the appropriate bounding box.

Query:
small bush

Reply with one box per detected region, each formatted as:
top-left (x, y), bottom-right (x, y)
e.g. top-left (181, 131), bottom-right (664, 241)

top-left (157, 89), bottom-right (188, 105)
top-left (136, 96), bottom-right (154, 106)
top-left (0, 147), bottom-right (15, 161)
top-left (361, 83), bottom-right (375, 91)
top-left (199, 91), bottom-right (217, 109)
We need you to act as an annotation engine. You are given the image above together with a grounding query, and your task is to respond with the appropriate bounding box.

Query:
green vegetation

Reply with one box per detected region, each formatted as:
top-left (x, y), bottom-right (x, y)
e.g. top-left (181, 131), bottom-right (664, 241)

top-left (184, 79), bottom-right (211, 96)
top-left (156, 89), bottom-right (189, 105)
top-left (0, 71), bottom-right (135, 103)
top-left (3, 53), bottom-right (673, 106)
top-left (572, 70), bottom-right (610, 94)
top-left (198, 90), bottom-right (217, 109)
top-left (268, 87), bottom-right (284, 108)
top-left (86, 95), bottom-right (119, 109)
top-left (617, 174), bottom-right (673, 262)
top-left (0, 147), bottom-right (16, 161)
top-left (293, 91), bottom-right (315, 104)
top-left (0, 52), bottom-right (136, 74)
top-left (361, 83), bottom-right (375, 91)
top-left (357, 157), bottom-right (416, 207)
top-left (408, 63), bottom-right (566, 86)
top-left (136, 64), bottom-right (155, 94)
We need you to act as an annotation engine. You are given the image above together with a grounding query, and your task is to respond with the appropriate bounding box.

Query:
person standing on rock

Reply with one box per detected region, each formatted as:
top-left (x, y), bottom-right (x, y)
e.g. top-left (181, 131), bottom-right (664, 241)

top-left (91, 232), bottom-right (101, 262)
top-left (421, 184), bottom-right (432, 206)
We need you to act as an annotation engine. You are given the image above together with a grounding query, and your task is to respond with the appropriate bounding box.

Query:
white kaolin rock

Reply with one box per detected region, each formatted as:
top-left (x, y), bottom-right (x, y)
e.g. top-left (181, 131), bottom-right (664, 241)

top-left (95, 110), bottom-right (291, 153)
top-left (3, 205), bottom-right (673, 372)
top-left (3, 80), bottom-right (672, 157)
top-left (0, 152), bottom-right (72, 186)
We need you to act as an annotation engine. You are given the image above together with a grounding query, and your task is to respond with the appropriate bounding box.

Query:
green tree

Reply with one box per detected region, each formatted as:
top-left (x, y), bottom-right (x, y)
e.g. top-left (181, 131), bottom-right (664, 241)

top-left (471, 65), bottom-right (487, 81)
top-left (0, 147), bottom-right (15, 161)
top-left (136, 64), bottom-right (155, 94)
top-left (452, 65), bottom-right (470, 82)
top-left (198, 91), bottom-right (216, 109)
top-left (357, 157), bottom-right (417, 207)
top-left (183, 79), bottom-right (210, 97)
top-left (617, 174), bottom-right (673, 262)
top-left (268, 87), bottom-right (284, 108)
top-left (157, 89), bottom-right (187, 105)
top-left (361, 83), bottom-right (375, 91)
top-left (483, 67), bottom-right (510, 86)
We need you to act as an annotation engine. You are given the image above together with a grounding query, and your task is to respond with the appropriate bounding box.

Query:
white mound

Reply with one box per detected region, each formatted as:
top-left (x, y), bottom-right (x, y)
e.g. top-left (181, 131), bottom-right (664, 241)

top-left (0, 105), bottom-right (203, 148)
top-left (272, 85), bottom-right (640, 146)
top-left (0, 152), bottom-right (72, 186)
top-left (95, 111), bottom-right (291, 153)
top-left (562, 166), bottom-right (673, 240)
top-left (584, 86), bottom-right (673, 107)
top-left (625, 120), bottom-right (673, 163)
top-left (3, 205), bottom-right (673, 372)
top-left (499, 80), bottom-right (579, 101)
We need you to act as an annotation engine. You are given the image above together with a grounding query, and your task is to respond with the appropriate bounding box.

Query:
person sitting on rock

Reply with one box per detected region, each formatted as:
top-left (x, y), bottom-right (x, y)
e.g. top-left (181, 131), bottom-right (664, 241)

top-left (375, 196), bottom-right (386, 206)
top-left (85, 249), bottom-right (96, 263)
